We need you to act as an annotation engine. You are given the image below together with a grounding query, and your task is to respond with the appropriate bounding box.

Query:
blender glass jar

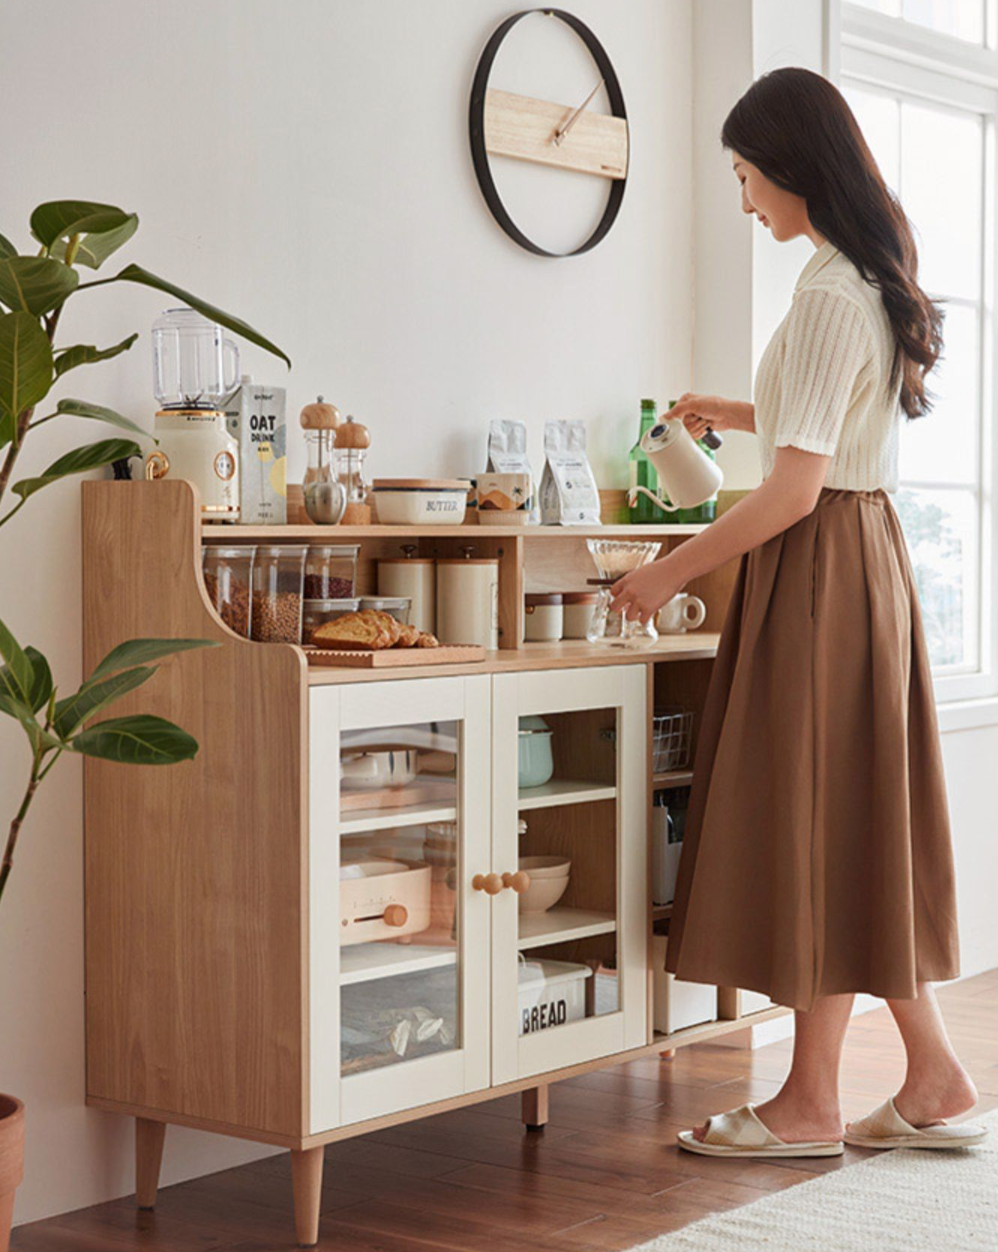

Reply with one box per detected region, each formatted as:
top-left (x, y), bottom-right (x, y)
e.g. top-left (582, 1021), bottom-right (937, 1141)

top-left (152, 308), bottom-right (240, 410)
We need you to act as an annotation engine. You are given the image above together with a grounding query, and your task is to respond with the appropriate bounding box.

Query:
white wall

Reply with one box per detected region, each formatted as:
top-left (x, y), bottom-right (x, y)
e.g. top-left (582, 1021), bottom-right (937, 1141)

top-left (0, 0), bottom-right (694, 1225)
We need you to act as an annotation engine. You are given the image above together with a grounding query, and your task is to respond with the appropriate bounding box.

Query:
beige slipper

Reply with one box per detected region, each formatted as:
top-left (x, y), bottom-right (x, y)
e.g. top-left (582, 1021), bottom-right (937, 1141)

top-left (844, 1097), bottom-right (988, 1150)
top-left (677, 1103), bottom-right (844, 1159)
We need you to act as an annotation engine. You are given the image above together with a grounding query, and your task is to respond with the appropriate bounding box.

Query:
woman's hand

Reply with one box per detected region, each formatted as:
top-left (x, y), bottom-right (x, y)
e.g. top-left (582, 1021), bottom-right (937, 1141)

top-left (665, 393), bottom-right (754, 439)
top-left (609, 556), bottom-right (686, 626)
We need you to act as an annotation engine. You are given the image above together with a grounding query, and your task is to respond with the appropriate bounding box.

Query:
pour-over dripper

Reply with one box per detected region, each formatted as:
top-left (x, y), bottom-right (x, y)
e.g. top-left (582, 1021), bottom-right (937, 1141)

top-left (586, 540), bottom-right (662, 645)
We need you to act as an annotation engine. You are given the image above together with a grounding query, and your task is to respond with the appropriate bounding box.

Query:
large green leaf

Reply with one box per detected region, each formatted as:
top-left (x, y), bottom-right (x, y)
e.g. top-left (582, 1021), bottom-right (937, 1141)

top-left (0, 616), bottom-right (33, 704)
top-left (30, 201), bottom-right (133, 249)
top-left (53, 665), bottom-right (155, 739)
top-left (50, 215), bottom-right (139, 270)
top-left (71, 714), bottom-right (199, 765)
top-left (24, 646), bottom-right (53, 714)
top-left (0, 691), bottom-right (61, 754)
top-left (11, 437), bottom-right (140, 500)
top-left (54, 333), bottom-right (138, 378)
top-left (0, 256), bottom-right (79, 318)
top-left (81, 264), bottom-right (291, 368)
top-left (0, 234), bottom-right (16, 260)
top-left (52, 398), bottom-right (148, 440)
top-left (0, 311), bottom-right (53, 430)
top-left (89, 636), bottom-right (217, 682)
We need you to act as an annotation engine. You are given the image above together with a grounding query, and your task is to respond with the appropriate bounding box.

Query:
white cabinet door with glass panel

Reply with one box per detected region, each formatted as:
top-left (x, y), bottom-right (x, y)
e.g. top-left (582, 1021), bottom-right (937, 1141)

top-left (490, 665), bottom-right (648, 1083)
top-left (308, 676), bottom-right (491, 1133)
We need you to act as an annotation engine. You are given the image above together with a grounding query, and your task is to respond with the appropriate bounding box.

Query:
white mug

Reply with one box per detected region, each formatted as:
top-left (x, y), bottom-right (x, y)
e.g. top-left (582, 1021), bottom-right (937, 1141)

top-left (657, 594), bottom-right (706, 634)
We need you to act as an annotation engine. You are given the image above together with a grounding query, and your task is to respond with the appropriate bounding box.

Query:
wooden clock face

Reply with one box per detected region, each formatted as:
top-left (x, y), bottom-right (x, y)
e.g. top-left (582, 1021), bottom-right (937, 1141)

top-left (469, 9), bottom-right (629, 257)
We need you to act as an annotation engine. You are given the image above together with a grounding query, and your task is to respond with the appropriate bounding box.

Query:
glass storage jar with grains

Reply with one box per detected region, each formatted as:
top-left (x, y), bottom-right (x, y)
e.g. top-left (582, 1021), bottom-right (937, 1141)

top-left (251, 545), bottom-right (306, 643)
top-left (202, 545), bottom-right (255, 637)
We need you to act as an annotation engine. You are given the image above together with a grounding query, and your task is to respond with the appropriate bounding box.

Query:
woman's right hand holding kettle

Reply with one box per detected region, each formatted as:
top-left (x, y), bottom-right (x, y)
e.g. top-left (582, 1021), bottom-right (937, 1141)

top-left (665, 394), bottom-right (756, 438)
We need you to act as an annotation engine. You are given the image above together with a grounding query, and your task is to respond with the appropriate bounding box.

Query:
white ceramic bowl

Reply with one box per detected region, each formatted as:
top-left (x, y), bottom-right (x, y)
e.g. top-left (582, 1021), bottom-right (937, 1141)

top-left (518, 856), bottom-right (571, 913)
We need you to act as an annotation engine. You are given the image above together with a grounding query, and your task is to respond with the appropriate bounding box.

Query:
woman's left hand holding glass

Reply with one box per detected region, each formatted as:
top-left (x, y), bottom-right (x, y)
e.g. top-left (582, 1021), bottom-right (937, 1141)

top-left (609, 556), bottom-right (686, 626)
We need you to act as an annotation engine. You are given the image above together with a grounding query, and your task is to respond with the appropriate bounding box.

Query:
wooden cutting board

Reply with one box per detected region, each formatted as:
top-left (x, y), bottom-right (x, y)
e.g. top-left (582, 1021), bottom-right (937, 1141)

top-left (303, 644), bottom-right (487, 668)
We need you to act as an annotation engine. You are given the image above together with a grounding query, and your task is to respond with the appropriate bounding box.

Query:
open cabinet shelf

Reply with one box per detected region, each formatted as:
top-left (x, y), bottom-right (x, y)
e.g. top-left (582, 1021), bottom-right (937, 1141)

top-left (517, 780), bottom-right (617, 810)
top-left (517, 907), bottom-right (617, 950)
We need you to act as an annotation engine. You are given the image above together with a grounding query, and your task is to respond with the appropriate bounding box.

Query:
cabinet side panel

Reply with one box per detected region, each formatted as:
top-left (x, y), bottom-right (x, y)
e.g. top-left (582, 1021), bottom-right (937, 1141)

top-left (82, 481), bottom-right (307, 1138)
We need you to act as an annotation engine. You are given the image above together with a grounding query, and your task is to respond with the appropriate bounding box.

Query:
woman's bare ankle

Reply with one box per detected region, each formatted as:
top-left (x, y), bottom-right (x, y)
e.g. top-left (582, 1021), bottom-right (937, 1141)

top-left (894, 1060), bottom-right (978, 1126)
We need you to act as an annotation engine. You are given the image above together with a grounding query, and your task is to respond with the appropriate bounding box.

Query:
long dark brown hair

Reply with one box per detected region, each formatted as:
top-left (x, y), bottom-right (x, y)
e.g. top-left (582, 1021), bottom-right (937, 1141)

top-left (722, 67), bottom-right (943, 420)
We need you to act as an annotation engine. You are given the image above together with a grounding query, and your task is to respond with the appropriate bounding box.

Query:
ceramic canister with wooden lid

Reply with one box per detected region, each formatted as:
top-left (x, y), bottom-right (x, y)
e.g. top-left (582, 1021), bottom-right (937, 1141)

top-left (378, 545), bottom-right (436, 634)
top-left (435, 548), bottom-right (499, 649)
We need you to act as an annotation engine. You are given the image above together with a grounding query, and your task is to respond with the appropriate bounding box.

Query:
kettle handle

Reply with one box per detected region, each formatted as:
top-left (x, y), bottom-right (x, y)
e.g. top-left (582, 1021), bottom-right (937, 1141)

top-left (627, 485), bottom-right (680, 513)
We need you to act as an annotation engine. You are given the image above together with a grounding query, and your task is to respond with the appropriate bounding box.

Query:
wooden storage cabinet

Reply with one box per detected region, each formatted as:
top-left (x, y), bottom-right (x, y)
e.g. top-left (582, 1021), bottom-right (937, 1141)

top-left (82, 481), bottom-right (789, 1246)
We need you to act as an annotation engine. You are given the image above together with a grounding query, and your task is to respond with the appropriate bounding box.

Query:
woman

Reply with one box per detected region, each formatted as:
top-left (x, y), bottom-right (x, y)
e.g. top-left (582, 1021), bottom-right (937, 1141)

top-left (611, 67), bottom-right (986, 1159)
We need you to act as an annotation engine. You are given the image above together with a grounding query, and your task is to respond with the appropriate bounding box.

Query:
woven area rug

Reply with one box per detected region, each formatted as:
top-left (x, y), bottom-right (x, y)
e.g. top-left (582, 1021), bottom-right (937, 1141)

top-left (629, 1108), bottom-right (998, 1252)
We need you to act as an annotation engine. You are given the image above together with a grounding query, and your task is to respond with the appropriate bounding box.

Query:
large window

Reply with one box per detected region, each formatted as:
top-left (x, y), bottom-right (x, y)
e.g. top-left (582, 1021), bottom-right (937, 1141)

top-left (841, 6), bottom-right (998, 701)
top-left (849, 0), bottom-right (993, 45)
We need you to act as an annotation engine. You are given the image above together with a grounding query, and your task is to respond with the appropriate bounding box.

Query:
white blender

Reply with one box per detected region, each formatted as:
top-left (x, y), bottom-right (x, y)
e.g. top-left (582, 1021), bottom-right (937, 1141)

top-left (146, 308), bottom-right (241, 520)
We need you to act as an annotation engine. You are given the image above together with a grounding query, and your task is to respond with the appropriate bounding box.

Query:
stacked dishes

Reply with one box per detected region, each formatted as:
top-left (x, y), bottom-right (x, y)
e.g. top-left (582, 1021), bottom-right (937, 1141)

top-left (517, 856), bottom-right (571, 913)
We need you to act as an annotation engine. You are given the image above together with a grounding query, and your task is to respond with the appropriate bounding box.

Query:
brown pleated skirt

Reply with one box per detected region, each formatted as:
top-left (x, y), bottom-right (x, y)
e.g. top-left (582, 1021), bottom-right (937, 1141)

top-left (665, 486), bottom-right (960, 1011)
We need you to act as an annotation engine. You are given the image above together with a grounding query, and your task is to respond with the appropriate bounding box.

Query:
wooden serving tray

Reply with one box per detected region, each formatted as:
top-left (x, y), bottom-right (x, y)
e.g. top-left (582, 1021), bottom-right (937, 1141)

top-left (303, 644), bottom-right (487, 668)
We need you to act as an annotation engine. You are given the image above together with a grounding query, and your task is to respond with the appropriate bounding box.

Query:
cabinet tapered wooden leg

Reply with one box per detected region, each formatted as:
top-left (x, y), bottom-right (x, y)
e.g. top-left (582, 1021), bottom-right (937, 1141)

top-left (135, 1118), bottom-right (166, 1210)
top-left (660, 1048), bottom-right (676, 1060)
top-left (290, 1146), bottom-right (324, 1247)
top-left (522, 1084), bottom-right (549, 1132)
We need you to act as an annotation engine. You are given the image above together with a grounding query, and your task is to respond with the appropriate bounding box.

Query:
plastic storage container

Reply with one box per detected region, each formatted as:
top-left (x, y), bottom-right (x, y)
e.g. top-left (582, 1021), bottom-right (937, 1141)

top-left (251, 545), bottom-right (306, 643)
top-left (304, 544), bottom-right (359, 599)
top-left (524, 593), bottom-right (563, 642)
top-left (202, 545), bottom-right (254, 637)
top-left (301, 597), bottom-right (361, 644)
top-left (359, 595), bottom-right (411, 624)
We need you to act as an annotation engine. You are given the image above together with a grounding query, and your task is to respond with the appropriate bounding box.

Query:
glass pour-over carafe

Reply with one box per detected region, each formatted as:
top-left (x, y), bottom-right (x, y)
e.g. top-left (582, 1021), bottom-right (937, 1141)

top-left (586, 539), bottom-right (662, 645)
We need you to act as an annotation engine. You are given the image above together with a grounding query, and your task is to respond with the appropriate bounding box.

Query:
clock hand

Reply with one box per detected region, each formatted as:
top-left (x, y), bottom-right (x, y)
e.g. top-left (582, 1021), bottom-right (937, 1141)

top-left (554, 77), bottom-right (604, 146)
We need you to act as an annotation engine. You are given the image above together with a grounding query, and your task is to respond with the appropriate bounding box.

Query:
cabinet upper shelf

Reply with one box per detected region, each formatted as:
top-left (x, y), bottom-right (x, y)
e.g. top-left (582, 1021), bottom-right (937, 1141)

top-left (202, 521), bottom-right (712, 541)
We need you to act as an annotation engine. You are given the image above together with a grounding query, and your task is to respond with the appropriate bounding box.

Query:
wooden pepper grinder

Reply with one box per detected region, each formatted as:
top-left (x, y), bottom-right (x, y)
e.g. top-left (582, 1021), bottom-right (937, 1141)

top-left (335, 416), bottom-right (372, 526)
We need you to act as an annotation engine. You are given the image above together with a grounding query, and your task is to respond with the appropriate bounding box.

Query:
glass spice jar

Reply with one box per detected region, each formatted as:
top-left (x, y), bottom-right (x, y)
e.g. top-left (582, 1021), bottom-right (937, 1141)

top-left (251, 545), bottom-right (306, 643)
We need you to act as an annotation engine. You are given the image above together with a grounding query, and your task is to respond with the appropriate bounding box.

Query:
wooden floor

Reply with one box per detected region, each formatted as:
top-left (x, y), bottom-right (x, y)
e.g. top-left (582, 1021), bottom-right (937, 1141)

top-left (13, 971), bottom-right (997, 1252)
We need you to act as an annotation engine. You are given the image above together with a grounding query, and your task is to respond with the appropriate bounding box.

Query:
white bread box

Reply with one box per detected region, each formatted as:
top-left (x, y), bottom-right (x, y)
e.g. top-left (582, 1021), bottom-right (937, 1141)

top-left (518, 958), bottom-right (592, 1036)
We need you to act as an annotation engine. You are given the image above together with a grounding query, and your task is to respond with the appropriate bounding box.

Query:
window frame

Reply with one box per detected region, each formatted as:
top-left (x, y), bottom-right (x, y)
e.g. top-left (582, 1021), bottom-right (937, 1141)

top-left (839, 3), bottom-right (998, 705)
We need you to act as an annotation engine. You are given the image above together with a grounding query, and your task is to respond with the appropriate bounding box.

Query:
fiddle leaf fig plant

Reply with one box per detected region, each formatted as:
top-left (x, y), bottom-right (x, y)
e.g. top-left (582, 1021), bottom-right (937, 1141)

top-left (0, 198), bottom-right (290, 905)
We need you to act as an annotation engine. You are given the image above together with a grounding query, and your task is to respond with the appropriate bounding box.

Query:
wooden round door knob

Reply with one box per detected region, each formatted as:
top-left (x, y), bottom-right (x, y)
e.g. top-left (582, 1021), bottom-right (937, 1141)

top-left (501, 871), bottom-right (531, 894)
top-left (383, 904), bottom-right (408, 927)
top-left (472, 873), bottom-right (503, 895)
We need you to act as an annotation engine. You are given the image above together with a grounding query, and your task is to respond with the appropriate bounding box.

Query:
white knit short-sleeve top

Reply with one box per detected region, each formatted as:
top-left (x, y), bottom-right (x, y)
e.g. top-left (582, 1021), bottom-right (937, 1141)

top-left (753, 239), bottom-right (903, 492)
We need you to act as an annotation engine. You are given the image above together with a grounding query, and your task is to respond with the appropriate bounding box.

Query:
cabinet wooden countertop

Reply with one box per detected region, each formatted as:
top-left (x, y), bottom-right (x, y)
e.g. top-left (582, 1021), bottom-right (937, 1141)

top-left (305, 634), bottom-right (720, 684)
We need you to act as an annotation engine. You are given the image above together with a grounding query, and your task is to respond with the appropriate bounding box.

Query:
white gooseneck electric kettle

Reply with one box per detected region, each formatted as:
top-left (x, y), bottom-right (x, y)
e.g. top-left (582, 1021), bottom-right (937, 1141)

top-left (628, 417), bottom-right (724, 513)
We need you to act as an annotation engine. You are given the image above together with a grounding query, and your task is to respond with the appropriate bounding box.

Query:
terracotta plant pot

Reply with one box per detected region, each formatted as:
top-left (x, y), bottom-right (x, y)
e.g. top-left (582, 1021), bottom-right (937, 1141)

top-left (0, 1095), bottom-right (25, 1252)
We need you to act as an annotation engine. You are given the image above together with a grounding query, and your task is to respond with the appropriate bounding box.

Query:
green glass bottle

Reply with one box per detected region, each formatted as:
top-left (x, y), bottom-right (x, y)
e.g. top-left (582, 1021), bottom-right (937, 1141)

top-left (628, 398), bottom-right (660, 524)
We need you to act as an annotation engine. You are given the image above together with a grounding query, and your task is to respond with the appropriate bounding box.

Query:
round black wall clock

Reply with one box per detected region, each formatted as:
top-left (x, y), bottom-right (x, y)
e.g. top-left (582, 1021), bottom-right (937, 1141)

top-left (469, 8), bottom-right (629, 257)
